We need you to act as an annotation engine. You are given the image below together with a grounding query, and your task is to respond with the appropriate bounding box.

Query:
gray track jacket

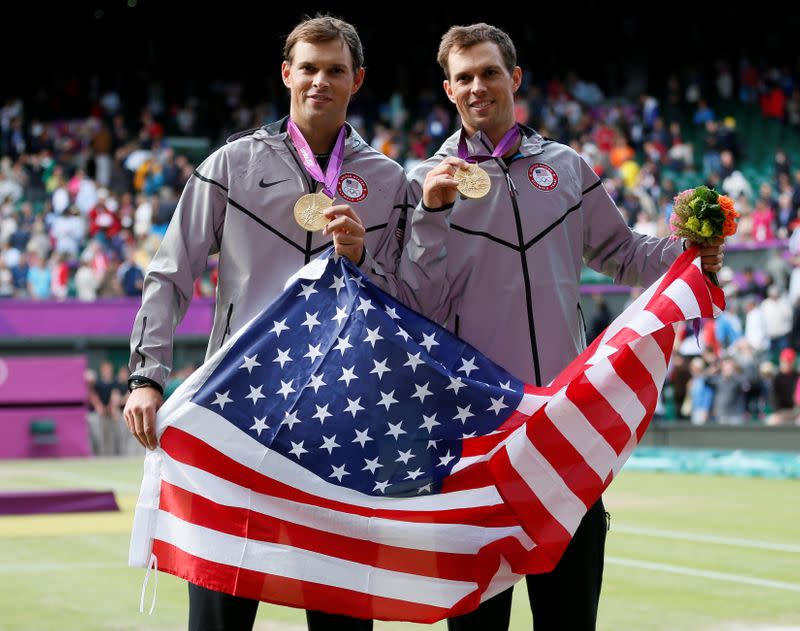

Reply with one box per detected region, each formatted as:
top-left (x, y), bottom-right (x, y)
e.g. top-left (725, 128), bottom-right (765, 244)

top-left (128, 118), bottom-right (408, 388)
top-left (397, 126), bottom-right (682, 386)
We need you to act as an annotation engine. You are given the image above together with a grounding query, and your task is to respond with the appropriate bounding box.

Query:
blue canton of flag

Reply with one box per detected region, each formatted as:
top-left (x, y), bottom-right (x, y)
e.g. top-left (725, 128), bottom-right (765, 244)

top-left (192, 250), bottom-right (524, 497)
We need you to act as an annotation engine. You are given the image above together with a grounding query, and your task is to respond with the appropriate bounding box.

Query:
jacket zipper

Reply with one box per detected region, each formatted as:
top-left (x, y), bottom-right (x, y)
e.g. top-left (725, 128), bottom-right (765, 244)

top-left (220, 304), bottom-right (234, 348)
top-left (577, 302), bottom-right (588, 349)
top-left (495, 155), bottom-right (542, 386)
top-left (135, 315), bottom-right (147, 368)
top-left (284, 139), bottom-right (316, 264)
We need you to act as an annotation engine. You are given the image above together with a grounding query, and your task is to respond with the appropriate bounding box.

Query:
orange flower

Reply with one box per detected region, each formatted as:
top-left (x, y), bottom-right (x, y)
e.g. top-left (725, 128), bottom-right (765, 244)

top-left (718, 195), bottom-right (738, 219)
top-left (723, 215), bottom-right (738, 237)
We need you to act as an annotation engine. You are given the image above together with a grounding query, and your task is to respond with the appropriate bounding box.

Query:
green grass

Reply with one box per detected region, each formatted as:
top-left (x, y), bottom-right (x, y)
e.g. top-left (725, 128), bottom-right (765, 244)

top-left (0, 458), bottom-right (798, 630)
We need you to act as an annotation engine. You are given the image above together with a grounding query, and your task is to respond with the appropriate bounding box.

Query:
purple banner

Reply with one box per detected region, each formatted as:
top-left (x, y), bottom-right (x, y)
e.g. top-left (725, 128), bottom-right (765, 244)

top-left (0, 489), bottom-right (119, 515)
top-left (727, 238), bottom-right (789, 251)
top-left (0, 356), bottom-right (87, 404)
top-left (0, 297), bottom-right (214, 337)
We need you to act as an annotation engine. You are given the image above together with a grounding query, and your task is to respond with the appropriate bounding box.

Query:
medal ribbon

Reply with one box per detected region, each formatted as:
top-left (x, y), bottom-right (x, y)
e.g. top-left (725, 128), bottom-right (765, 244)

top-left (458, 126), bottom-right (520, 163)
top-left (287, 119), bottom-right (346, 198)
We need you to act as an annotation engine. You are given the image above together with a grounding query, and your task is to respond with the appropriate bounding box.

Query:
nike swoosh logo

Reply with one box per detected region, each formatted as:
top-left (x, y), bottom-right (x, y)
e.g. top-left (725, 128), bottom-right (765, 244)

top-left (259, 178), bottom-right (290, 188)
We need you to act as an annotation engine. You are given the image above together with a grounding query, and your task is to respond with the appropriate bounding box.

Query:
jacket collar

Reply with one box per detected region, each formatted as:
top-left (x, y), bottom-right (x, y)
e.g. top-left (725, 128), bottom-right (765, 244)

top-left (438, 123), bottom-right (545, 159)
top-left (249, 116), bottom-right (366, 158)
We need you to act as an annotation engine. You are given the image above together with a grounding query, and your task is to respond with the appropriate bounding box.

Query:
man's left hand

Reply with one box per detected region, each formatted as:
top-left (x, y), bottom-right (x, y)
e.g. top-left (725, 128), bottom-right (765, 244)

top-left (323, 205), bottom-right (366, 264)
top-left (687, 236), bottom-right (724, 273)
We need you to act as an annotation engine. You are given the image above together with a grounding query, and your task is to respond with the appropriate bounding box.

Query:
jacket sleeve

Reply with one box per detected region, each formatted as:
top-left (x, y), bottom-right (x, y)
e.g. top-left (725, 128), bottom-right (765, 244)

top-left (127, 149), bottom-right (229, 387)
top-left (360, 160), bottom-right (453, 323)
top-left (580, 157), bottom-right (681, 288)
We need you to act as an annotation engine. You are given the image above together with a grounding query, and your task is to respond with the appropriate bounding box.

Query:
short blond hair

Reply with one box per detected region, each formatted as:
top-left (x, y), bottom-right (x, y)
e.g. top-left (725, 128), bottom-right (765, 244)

top-left (284, 15), bottom-right (364, 74)
top-left (437, 23), bottom-right (517, 79)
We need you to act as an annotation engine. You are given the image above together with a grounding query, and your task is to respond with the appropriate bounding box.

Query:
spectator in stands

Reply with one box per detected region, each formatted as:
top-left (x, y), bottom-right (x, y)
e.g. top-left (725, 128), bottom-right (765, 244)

top-left (708, 356), bottom-right (748, 424)
top-left (768, 347), bottom-right (798, 425)
top-left (25, 251), bottom-right (50, 299)
top-left (588, 295), bottom-right (612, 343)
top-left (762, 285), bottom-right (793, 355)
top-left (668, 353), bottom-right (692, 419)
top-left (718, 117), bottom-right (741, 162)
top-left (117, 247), bottom-right (144, 297)
top-left (743, 295), bottom-right (770, 357)
top-left (74, 260), bottom-right (98, 301)
top-left (688, 357), bottom-right (714, 424)
top-left (777, 191), bottom-right (796, 238)
top-left (713, 305), bottom-right (743, 349)
top-left (88, 189), bottom-right (122, 240)
top-left (740, 267), bottom-right (768, 301)
top-left (693, 99), bottom-right (715, 126)
top-left (88, 360), bottom-right (125, 455)
top-left (730, 338), bottom-right (764, 421)
top-left (163, 362), bottom-right (196, 400)
top-left (0, 257), bottom-right (13, 297)
top-left (702, 120), bottom-right (722, 175)
top-left (49, 252), bottom-right (69, 300)
top-left (50, 205), bottom-right (85, 257)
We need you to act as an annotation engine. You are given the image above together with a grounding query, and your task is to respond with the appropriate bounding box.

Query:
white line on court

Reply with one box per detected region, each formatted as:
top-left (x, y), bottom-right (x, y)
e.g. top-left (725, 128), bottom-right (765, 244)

top-left (607, 557), bottom-right (800, 592)
top-left (613, 524), bottom-right (800, 553)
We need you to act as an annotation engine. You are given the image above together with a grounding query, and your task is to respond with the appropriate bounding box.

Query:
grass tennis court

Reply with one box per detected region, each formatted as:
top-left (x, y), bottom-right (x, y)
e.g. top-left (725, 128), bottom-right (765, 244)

top-left (1, 457), bottom-right (798, 630)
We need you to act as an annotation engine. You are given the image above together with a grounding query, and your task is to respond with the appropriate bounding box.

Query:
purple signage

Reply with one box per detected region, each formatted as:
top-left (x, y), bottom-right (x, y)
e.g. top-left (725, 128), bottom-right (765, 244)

top-left (0, 356), bottom-right (88, 404)
top-left (0, 297), bottom-right (214, 338)
top-left (0, 407), bottom-right (91, 458)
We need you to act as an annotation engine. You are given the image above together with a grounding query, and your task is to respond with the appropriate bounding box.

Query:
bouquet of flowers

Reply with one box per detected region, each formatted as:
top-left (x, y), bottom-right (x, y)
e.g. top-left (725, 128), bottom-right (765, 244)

top-left (670, 185), bottom-right (739, 285)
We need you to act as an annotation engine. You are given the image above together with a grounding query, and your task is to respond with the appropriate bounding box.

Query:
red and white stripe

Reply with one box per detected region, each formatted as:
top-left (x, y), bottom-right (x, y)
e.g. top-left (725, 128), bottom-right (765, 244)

top-left (488, 250), bottom-right (724, 572)
top-left (130, 249), bottom-right (724, 622)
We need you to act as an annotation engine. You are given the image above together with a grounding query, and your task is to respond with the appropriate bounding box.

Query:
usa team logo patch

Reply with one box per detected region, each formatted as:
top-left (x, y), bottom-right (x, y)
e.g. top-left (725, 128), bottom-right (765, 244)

top-left (337, 173), bottom-right (368, 203)
top-left (528, 163), bottom-right (558, 191)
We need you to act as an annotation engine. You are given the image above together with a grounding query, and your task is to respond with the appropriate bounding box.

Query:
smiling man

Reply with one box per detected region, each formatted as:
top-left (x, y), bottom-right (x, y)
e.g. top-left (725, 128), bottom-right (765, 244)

top-left (122, 15), bottom-right (406, 631)
top-left (404, 23), bottom-right (725, 631)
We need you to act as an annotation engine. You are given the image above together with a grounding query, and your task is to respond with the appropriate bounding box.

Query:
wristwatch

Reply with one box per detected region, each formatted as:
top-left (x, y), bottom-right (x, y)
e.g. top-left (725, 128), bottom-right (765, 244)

top-left (128, 376), bottom-right (164, 394)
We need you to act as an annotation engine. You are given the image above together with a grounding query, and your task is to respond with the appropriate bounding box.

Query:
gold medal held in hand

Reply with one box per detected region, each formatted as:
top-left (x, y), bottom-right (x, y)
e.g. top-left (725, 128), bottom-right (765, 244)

top-left (293, 192), bottom-right (333, 231)
top-left (454, 163), bottom-right (491, 199)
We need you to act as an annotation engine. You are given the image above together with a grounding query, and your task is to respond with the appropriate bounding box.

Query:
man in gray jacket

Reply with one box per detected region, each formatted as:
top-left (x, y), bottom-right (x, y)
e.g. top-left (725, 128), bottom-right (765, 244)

top-left (123, 15), bottom-right (406, 631)
top-left (402, 23), bottom-right (725, 631)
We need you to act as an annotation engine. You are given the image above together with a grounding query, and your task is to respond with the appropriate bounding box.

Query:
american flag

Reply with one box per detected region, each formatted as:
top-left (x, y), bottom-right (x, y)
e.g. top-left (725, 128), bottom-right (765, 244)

top-left (129, 247), bottom-right (724, 622)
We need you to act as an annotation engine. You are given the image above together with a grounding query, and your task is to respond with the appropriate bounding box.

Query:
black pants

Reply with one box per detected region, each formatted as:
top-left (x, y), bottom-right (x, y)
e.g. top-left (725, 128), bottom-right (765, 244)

top-left (187, 583), bottom-right (373, 631)
top-left (448, 498), bottom-right (608, 631)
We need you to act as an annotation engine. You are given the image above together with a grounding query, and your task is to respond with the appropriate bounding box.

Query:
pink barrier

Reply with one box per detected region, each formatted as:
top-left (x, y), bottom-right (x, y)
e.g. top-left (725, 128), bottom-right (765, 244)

top-left (0, 356), bottom-right (88, 404)
top-left (0, 407), bottom-right (91, 458)
top-left (0, 356), bottom-right (91, 459)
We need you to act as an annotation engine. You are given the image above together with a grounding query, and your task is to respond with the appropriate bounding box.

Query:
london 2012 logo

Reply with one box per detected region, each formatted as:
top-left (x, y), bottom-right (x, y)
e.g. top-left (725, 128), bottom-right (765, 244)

top-left (337, 173), bottom-right (368, 203)
top-left (528, 163), bottom-right (558, 191)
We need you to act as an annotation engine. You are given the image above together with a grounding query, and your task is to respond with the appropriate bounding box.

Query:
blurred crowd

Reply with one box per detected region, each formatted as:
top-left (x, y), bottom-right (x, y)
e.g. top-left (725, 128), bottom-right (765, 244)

top-left (84, 359), bottom-right (196, 456)
top-left (659, 268), bottom-right (800, 427)
top-left (4, 57), bottom-right (800, 428)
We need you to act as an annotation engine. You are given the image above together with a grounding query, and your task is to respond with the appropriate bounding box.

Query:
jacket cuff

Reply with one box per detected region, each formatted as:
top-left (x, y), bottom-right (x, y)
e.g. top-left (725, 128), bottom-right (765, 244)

top-left (128, 374), bottom-right (165, 395)
top-left (420, 201), bottom-right (455, 213)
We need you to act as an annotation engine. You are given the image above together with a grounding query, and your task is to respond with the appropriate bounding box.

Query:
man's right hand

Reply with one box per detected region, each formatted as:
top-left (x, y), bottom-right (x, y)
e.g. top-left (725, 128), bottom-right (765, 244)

top-left (422, 156), bottom-right (468, 209)
top-left (124, 387), bottom-right (164, 450)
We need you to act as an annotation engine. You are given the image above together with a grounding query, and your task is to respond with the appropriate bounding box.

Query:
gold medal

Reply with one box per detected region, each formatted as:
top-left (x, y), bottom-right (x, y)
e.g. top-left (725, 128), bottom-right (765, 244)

top-left (454, 163), bottom-right (491, 199)
top-left (293, 192), bottom-right (333, 231)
